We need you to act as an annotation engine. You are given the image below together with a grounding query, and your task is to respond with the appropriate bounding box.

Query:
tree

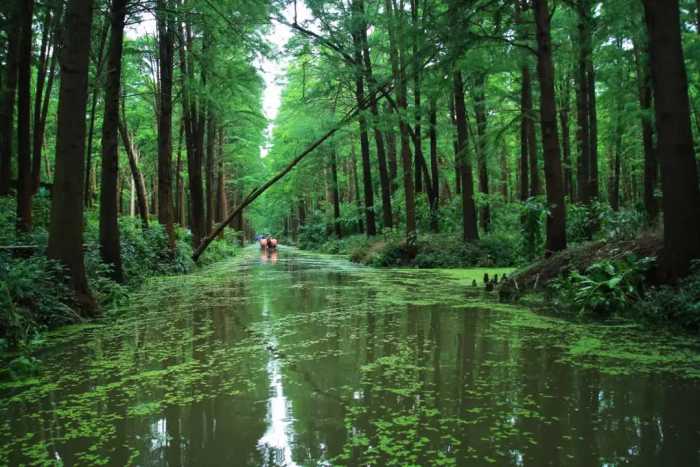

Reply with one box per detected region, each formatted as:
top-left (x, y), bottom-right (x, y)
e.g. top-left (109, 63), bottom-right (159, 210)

top-left (156, 0), bottom-right (176, 251)
top-left (47, 0), bottom-right (96, 313)
top-left (533, 0), bottom-right (566, 253)
top-left (0, 3), bottom-right (20, 196)
top-left (643, 0), bottom-right (700, 280)
top-left (15, 0), bottom-right (35, 233)
top-left (98, 0), bottom-right (127, 283)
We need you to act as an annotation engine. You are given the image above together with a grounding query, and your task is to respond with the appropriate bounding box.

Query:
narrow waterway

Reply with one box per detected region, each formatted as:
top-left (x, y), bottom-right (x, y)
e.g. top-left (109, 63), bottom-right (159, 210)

top-left (1, 248), bottom-right (699, 466)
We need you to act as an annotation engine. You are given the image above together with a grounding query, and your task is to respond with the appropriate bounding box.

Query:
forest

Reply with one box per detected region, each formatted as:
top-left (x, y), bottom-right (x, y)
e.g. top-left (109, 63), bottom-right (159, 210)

top-left (1, 0), bottom-right (700, 465)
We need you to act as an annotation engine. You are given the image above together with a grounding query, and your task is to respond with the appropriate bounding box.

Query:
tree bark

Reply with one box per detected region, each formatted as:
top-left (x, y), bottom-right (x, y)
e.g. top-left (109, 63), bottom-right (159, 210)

top-left (84, 15), bottom-right (110, 207)
top-left (351, 16), bottom-right (376, 236)
top-left (385, 102), bottom-right (398, 192)
top-left (351, 144), bottom-right (364, 234)
top-left (99, 0), bottom-right (127, 283)
top-left (47, 0), bottom-right (96, 314)
top-left (0, 4), bottom-right (20, 196)
top-left (385, 0), bottom-right (416, 243)
top-left (559, 71), bottom-right (573, 200)
top-left (523, 66), bottom-right (540, 198)
top-left (453, 71), bottom-right (479, 241)
top-left (428, 97), bottom-right (440, 232)
top-left (643, 0), bottom-right (700, 280)
top-left (205, 111), bottom-right (216, 236)
top-left (533, 0), bottom-right (567, 254)
top-left (633, 36), bottom-right (659, 225)
top-left (16, 0), bottom-right (35, 233)
top-left (330, 148), bottom-right (342, 238)
top-left (411, 0), bottom-right (424, 194)
top-left (179, 21), bottom-right (206, 248)
top-left (156, 0), bottom-right (176, 250)
top-left (119, 119), bottom-right (149, 228)
top-left (31, 4), bottom-right (57, 194)
top-left (473, 73), bottom-right (491, 232)
top-left (358, 0), bottom-right (393, 229)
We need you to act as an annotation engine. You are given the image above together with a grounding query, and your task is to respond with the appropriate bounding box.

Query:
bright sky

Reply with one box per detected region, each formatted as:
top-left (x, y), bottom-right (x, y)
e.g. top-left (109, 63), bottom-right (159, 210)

top-left (259, 2), bottom-right (313, 157)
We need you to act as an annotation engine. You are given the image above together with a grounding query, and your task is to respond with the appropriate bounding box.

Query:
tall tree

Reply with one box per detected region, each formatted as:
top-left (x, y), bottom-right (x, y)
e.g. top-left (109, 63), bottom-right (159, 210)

top-left (15, 0), bottom-right (35, 233)
top-left (643, 0), bottom-right (700, 280)
top-left (350, 1), bottom-right (376, 236)
top-left (47, 0), bottom-right (96, 313)
top-left (632, 35), bottom-right (658, 224)
top-left (533, 0), bottom-right (566, 253)
top-left (358, 0), bottom-right (393, 229)
top-left (0, 3), bottom-right (20, 196)
top-left (472, 72), bottom-right (490, 232)
top-left (453, 71), bottom-right (479, 241)
top-left (156, 0), bottom-right (176, 251)
top-left (98, 0), bottom-right (127, 283)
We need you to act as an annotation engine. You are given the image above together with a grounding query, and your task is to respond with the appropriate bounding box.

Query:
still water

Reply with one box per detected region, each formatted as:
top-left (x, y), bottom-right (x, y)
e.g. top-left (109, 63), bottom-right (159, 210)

top-left (1, 248), bottom-right (699, 466)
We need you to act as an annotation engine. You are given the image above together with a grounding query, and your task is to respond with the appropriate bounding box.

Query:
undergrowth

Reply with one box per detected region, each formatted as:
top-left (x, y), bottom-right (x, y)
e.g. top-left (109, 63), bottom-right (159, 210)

top-left (0, 195), bottom-right (241, 354)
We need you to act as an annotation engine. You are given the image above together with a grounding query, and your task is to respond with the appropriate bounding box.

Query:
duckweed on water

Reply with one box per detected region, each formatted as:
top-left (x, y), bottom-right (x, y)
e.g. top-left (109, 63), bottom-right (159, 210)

top-left (1, 248), bottom-right (699, 466)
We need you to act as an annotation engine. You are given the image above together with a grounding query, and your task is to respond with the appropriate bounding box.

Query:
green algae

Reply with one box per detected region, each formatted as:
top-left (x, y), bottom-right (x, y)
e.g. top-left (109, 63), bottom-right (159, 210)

top-left (1, 247), bottom-right (699, 466)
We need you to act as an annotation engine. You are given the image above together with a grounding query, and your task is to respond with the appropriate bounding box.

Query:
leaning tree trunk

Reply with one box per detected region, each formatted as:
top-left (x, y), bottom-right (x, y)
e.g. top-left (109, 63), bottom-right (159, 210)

top-left (47, 0), bottom-right (96, 315)
top-left (98, 0), bottom-right (127, 283)
top-left (533, 0), bottom-right (567, 254)
top-left (119, 119), bottom-right (149, 228)
top-left (643, 0), bottom-right (700, 280)
top-left (156, 0), bottom-right (176, 251)
top-left (15, 0), bottom-right (35, 233)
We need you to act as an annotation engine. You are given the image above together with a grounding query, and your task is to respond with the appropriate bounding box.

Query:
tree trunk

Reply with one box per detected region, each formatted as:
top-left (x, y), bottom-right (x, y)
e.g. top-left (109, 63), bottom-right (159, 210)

top-left (99, 0), bottom-right (127, 283)
top-left (179, 22), bottom-right (206, 248)
top-left (514, 0), bottom-right (529, 202)
top-left (643, 0), bottom-right (700, 280)
top-left (358, 0), bottom-right (392, 229)
top-left (450, 96), bottom-right (462, 195)
top-left (385, 102), bottom-right (398, 192)
top-left (16, 0), bottom-right (35, 233)
top-left (330, 148), bottom-right (342, 238)
top-left (47, 0), bottom-right (96, 314)
top-left (205, 111), bottom-right (215, 236)
top-left (385, 0), bottom-right (416, 243)
top-left (351, 35), bottom-right (376, 236)
top-left (533, 0), bottom-right (567, 254)
top-left (156, 0), bottom-right (176, 250)
top-left (523, 66), bottom-right (540, 198)
top-left (428, 97), bottom-right (440, 232)
top-left (411, 0), bottom-right (424, 194)
top-left (84, 15), bottom-right (110, 207)
top-left (351, 144), bottom-right (364, 234)
top-left (119, 119), bottom-right (149, 228)
top-left (633, 37), bottom-right (659, 225)
top-left (559, 71), bottom-right (573, 200)
top-left (453, 71), bottom-right (479, 241)
top-left (175, 118), bottom-right (185, 225)
top-left (31, 4), bottom-right (58, 194)
top-left (0, 4), bottom-right (20, 196)
top-left (473, 73), bottom-right (491, 232)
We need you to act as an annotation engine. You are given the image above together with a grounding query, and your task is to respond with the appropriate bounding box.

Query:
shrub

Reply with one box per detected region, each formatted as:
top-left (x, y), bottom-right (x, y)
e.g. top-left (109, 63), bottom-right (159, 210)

top-left (549, 255), bottom-right (655, 317)
top-left (638, 262), bottom-right (700, 332)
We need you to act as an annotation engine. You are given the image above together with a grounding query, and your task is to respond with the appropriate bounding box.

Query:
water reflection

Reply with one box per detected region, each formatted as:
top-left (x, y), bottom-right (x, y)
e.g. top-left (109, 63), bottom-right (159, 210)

top-left (1, 249), bottom-right (699, 466)
top-left (257, 293), bottom-right (298, 466)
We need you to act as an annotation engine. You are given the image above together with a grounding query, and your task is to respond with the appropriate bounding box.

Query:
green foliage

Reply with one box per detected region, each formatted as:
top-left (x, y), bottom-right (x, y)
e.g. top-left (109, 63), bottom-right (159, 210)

top-left (638, 262), bottom-right (700, 331)
top-left (549, 255), bottom-right (655, 317)
top-left (520, 198), bottom-right (546, 261)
